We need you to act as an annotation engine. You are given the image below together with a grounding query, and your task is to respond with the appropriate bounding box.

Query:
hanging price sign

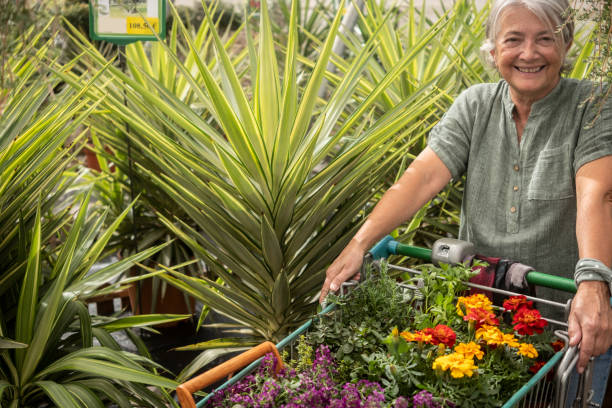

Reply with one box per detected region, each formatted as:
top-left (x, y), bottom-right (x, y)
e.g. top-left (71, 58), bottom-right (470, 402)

top-left (89, 0), bottom-right (166, 44)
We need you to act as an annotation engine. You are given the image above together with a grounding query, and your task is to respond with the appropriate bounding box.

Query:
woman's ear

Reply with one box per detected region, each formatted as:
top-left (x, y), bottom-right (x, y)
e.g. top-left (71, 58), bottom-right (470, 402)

top-left (490, 48), bottom-right (497, 68)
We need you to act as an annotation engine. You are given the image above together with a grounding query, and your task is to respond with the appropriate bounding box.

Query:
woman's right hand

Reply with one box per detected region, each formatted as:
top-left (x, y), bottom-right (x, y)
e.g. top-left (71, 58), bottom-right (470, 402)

top-left (319, 239), bottom-right (367, 303)
top-left (318, 148), bottom-right (452, 304)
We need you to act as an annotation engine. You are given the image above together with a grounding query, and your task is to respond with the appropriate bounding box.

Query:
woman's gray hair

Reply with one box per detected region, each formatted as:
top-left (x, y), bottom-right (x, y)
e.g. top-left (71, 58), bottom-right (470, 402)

top-left (480, 0), bottom-right (574, 71)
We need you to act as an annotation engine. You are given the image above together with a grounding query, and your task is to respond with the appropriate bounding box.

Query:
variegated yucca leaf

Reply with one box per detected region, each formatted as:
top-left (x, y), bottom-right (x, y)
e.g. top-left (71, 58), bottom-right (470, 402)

top-left (0, 24), bottom-right (184, 407)
top-left (56, 0), bottom-right (457, 355)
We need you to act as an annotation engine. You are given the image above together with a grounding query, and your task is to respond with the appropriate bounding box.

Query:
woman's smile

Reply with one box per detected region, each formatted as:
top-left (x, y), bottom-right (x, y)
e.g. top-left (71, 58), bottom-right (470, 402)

top-left (515, 66), bottom-right (545, 73)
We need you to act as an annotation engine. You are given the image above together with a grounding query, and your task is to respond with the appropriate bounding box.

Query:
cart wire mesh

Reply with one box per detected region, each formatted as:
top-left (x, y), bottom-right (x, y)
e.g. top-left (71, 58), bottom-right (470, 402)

top-left (195, 261), bottom-right (587, 408)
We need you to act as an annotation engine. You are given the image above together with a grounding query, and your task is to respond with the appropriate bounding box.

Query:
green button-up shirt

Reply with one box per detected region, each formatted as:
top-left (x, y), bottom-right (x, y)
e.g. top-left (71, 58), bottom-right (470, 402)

top-left (428, 78), bottom-right (612, 310)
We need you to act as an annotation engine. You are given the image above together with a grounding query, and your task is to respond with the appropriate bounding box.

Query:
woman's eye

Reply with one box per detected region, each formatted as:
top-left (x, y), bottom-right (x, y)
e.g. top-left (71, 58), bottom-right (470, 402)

top-left (538, 37), bottom-right (554, 44)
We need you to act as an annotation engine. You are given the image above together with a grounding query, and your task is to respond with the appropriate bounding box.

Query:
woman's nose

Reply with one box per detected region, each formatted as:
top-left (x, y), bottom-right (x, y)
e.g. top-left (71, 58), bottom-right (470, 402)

top-left (520, 40), bottom-right (538, 59)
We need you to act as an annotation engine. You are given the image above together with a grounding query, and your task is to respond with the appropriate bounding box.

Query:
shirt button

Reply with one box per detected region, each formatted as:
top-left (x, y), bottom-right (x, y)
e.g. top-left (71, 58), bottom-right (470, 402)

top-left (513, 164), bottom-right (520, 171)
top-left (510, 206), bottom-right (517, 213)
top-left (513, 185), bottom-right (519, 191)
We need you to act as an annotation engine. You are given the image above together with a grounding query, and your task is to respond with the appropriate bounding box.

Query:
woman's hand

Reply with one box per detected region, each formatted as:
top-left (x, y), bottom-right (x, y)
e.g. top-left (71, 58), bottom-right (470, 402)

top-left (318, 147), bottom-right (452, 304)
top-left (319, 239), bottom-right (367, 303)
top-left (572, 155), bottom-right (612, 372)
top-left (568, 281), bottom-right (612, 373)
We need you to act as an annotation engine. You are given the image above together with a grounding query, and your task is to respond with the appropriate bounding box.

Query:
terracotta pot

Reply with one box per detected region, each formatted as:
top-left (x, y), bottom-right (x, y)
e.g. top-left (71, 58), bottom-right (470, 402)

top-left (83, 145), bottom-right (101, 171)
top-left (128, 277), bottom-right (195, 328)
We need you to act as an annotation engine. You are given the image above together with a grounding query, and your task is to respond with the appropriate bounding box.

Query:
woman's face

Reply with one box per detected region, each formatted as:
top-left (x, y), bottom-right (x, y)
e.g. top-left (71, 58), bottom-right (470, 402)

top-left (491, 6), bottom-right (567, 103)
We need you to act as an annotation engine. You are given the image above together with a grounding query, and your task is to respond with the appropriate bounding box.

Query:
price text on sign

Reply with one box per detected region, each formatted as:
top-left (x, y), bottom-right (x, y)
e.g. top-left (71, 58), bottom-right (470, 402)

top-left (126, 17), bottom-right (159, 35)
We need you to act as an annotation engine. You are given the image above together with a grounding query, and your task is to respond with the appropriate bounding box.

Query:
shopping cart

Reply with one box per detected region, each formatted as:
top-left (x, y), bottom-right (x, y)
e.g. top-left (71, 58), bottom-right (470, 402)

top-left (176, 237), bottom-right (597, 408)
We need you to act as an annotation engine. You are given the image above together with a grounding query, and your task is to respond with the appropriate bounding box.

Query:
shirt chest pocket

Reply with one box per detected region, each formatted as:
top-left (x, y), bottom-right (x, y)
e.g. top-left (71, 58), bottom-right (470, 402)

top-left (527, 144), bottom-right (575, 200)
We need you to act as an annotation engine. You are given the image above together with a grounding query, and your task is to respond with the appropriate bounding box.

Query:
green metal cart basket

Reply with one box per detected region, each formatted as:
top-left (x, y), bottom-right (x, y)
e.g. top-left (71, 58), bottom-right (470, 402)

top-left (177, 237), bottom-right (596, 408)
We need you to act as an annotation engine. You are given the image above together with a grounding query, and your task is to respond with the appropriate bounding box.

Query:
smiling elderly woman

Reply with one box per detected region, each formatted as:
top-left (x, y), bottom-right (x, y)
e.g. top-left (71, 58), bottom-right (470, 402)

top-left (320, 0), bottom-right (612, 404)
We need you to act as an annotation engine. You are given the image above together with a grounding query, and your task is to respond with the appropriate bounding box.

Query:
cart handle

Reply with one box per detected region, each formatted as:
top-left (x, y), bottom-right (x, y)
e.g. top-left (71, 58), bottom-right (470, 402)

top-left (176, 341), bottom-right (284, 408)
top-left (368, 236), bottom-right (578, 293)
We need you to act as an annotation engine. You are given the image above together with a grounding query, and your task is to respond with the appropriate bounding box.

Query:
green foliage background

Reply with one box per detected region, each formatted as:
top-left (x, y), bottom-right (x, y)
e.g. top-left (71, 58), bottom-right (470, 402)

top-left (0, 1), bottom-right (608, 404)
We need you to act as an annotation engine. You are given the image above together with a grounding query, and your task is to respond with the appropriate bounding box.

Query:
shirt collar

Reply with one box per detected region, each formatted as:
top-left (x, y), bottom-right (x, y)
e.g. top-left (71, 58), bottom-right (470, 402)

top-left (502, 77), bottom-right (566, 118)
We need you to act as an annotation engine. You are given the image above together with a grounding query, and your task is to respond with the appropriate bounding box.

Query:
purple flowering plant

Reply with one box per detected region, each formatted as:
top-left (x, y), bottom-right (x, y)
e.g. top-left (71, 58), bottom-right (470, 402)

top-left (205, 341), bottom-right (388, 408)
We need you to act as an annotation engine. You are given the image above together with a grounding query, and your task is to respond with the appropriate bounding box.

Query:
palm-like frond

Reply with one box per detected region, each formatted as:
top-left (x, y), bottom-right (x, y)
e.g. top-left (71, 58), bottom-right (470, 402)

top-left (55, 0), bottom-right (457, 354)
top-left (338, 0), bottom-right (492, 248)
top-left (0, 25), bottom-right (183, 407)
top-left (1, 191), bottom-right (182, 407)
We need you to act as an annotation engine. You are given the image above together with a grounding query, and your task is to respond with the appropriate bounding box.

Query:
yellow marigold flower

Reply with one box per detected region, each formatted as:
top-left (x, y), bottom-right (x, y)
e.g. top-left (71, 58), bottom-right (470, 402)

top-left (502, 333), bottom-right (520, 348)
top-left (433, 353), bottom-right (478, 378)
top-left (456, 294), bottom-right (493, 316)
top-left (475, 325), bottom-right (505, 346)
top-left (432, 354), bottom-right (451, 371)
top-left (454, 342), bottom-right (484, 360)
top-left (517, 343), bottom-right (538, 359)
top-left (391, 327), bottom-right (399, 337)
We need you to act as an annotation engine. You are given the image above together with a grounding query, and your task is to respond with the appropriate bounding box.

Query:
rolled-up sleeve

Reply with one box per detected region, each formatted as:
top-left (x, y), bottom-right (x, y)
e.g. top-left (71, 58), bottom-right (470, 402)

top-left (427, 88), bottom-right (475, 180)
top-left (574, 86), bottom-right (612, 172)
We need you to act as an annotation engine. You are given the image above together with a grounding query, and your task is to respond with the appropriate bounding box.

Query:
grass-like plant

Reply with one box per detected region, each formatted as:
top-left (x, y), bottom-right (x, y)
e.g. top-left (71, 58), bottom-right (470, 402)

top-left (0, 28), bottom-right (186, 407)
top-left (55, 0), bottom-right (451, 374)
top-left (0, 193), bottom-right (183, 407)
top-left (345, 0), bottom-right (493, 247)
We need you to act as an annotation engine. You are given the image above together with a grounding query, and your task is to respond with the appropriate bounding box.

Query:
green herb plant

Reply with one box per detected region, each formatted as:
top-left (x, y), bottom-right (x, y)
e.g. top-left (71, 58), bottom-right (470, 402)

top-left (411, 261), bottom-right (477, 328)
top-left (309, 261), bottom-right (415, 383)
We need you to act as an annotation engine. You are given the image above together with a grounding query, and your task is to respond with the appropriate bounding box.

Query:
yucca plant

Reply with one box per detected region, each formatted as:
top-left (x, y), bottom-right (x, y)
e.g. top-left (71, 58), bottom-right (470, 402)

top-left (0, 192), bottom-right (184, 407)
top-left (81, 131), bottom-right (203, 319)
top-left (55, 0), bottom-right (458, 377)
top-left (67, 1), bottom-right (244, 322)
top-left (0, 28), bottom-right (87, 289)
top-left (328, 0), bottom-right (493, 248)
top-left (0, 27), bottom-right (188, 406)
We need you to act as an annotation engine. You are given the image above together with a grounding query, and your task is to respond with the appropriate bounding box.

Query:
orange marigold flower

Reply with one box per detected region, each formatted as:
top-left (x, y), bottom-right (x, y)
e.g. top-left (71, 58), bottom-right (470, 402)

top-left (463, 307), bottom-right (500, 329)
top-left (502, 333), bottom-right (520, 348)
top-left (513, 308), bottom-right (547, 336)
top-left (400, 330), bottom-right (433, 344)
top-left (503, 295), bottom-right (534, 312)
top-left (517, 343), bottom-right (538, 358)
top-left (432, 353), bottom-right (478, 378)
top-left (454, 342), bottom-right (484, 360)
top-left (551, 340), bottom-right (565, 352)
top-left (423, 324), bottom-right (457, 348)
top-left (456, 294), bottom-right (493, 317)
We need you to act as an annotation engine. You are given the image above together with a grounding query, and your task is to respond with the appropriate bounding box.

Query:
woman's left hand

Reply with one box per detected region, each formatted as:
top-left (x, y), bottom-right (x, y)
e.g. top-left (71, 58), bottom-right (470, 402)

top-left (572, 155), bottom-right (612, 372)
top-left (568, 280), bottom-right (612, 373)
